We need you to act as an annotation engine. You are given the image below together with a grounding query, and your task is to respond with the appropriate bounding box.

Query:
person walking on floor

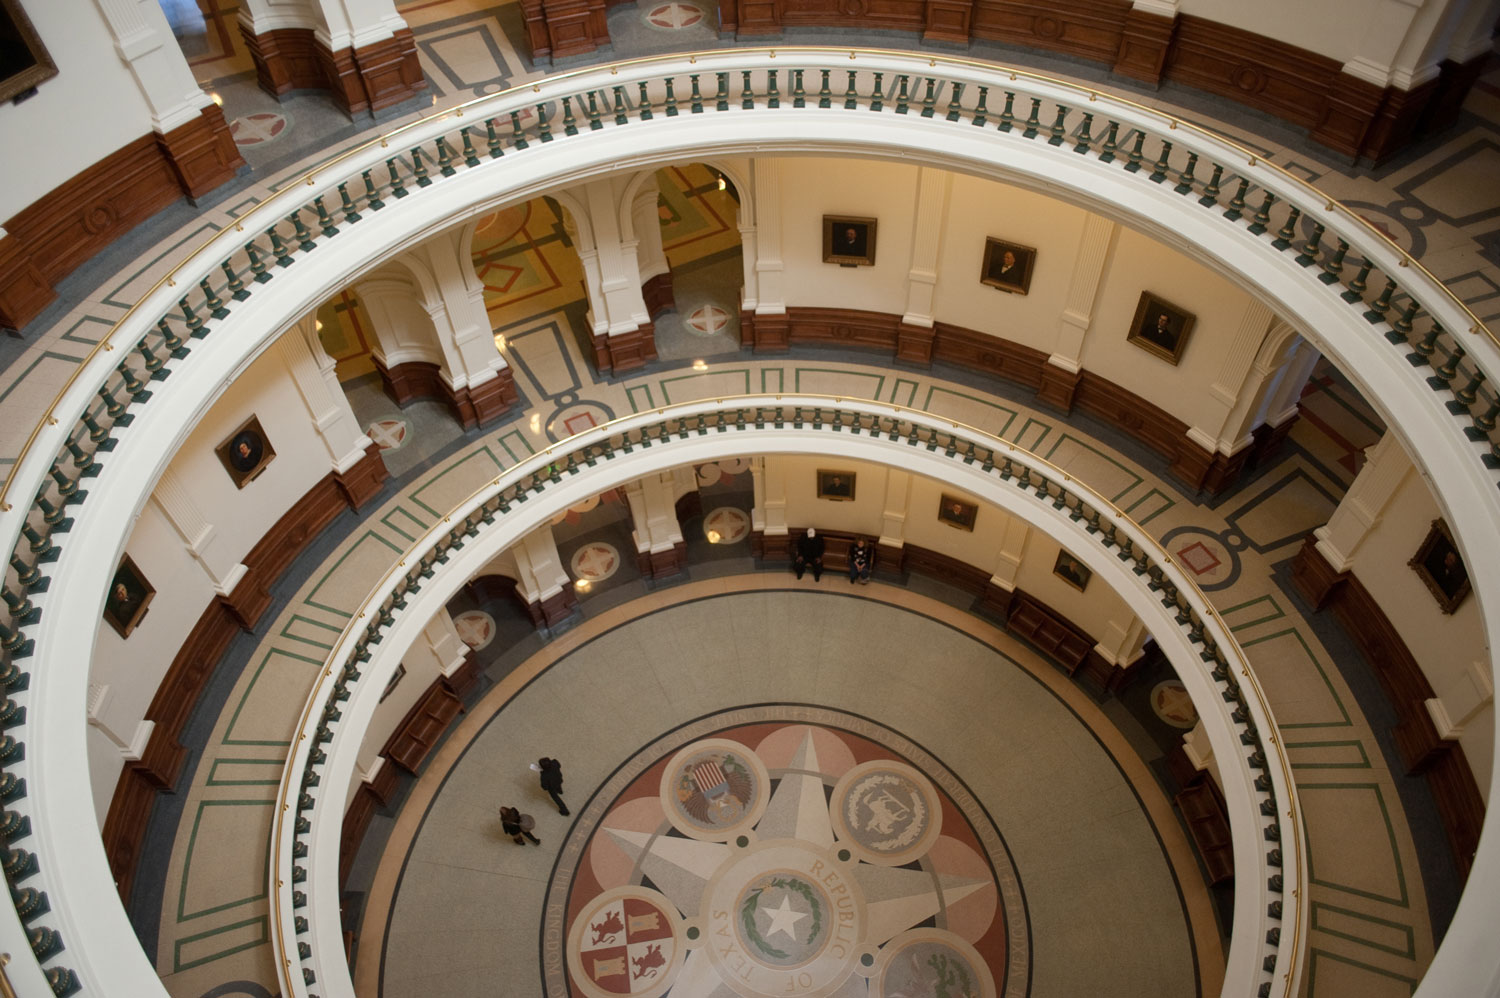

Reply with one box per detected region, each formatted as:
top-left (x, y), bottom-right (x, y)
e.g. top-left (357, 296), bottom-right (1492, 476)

top-left (537, 757), bottom-right (569, 815)
top-left (848, 537), bottom-right (874, 584)
top-left (794, 527), bottom-right (826, 581)
top-left (500, 805), bottom-right (540, 845)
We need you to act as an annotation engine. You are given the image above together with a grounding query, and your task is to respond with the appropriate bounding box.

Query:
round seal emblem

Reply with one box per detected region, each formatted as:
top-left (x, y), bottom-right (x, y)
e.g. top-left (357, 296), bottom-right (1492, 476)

top-left (566, 887), bottom-right (685, 998)
top-left (872, 928), bottom-right (997, 998)
top-left (831, 761), bottom-right (942, 866)
top-left (703, 840), bottom-right (866, 997)
top-left (660, 738), bottom-right (769, 840)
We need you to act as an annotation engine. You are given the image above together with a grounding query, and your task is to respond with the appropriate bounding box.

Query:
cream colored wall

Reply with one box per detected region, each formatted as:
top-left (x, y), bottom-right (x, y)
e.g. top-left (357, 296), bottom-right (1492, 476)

top-left (0, 0), bottom-right (157, 221)
top-left (769, 454), bottom-right (1136, 643)
top-left (86, 342), bottom-right (346, 817)
top-left (1348, 467), bottom-right (1493, 799)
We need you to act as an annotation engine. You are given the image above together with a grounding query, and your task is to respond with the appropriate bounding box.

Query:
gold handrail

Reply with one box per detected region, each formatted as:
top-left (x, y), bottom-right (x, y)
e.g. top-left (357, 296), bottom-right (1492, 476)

top-left (268, 393), bottom-right (1307, 998)
top-left (0, 953), bottom-right (14, 998)
top-left (0, 46), bottom-right (1491, 517)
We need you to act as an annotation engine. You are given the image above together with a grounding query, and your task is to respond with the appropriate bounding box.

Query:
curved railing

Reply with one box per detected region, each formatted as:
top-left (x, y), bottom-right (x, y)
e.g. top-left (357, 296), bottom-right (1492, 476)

top-left (0, 47), bottom-right (1493, 997)
top-left (271, 395), bottom-right (1306, 998)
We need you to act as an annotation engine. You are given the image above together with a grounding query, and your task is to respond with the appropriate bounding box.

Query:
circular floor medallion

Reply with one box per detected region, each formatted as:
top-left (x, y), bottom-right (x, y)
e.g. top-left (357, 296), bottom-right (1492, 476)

top-left (872, 928), bottom-right (997, 998)
top-left (571, 542), bottom-right (621, 583)
top-left (686, 304), bottom-right (731, 336)
top-left (703, 507), bottom-right (750, 544)
top-left (567, 886), bottom-right (686, 998)
top-left (452, 610), bottom-right (496, 651)
top-left (660, 738), bottom-right (770, 840)
top-left (365, 418), bottom-right (408, 451)
top-left (644, 1), bottom-right (704, 28)
top-left (230, 111), bottom-right (289, 147)
top-left (831, 761), bottom-right (942, 866)
top-left (1150, 680), bottom-right (1199, 729)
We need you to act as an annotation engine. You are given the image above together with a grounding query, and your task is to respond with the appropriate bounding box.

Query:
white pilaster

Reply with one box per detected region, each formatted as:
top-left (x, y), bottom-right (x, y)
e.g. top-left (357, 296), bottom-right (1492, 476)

top-left (276, 316), bottom-right (372, 472)
top-left (877, 470), bottom-right (911, 549)
top-left (1048, 213), bottom-right (1116, 372)
top-left (1313, 433), bottom-right (1413, 571)
top-left (989, 516), bottom-right (1029, 591)
top-left (900, 168), bottom-right (952, 328)
top-left (91, 0), bottom-right (216, 132)
top-left (151, 468), bottom-right (247, 596)
top-left (751, 158), bottom-right (786, 314)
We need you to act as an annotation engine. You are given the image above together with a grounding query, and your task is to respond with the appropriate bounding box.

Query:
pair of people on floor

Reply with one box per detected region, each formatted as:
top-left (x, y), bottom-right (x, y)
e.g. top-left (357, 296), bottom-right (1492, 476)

top-left (501, 755), bottom-right (571, 846)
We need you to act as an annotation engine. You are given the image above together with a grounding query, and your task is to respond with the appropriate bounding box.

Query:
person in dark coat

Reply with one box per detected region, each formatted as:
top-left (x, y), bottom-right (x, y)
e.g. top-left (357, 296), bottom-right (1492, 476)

top-left (538, 757), bottom-right (569, 815)
top-left (500, 805), bottom-right (540, 845)
top-left (794, 527), bottom-right (825, 581)
top-left (848, 537), bottom-right (874, 584)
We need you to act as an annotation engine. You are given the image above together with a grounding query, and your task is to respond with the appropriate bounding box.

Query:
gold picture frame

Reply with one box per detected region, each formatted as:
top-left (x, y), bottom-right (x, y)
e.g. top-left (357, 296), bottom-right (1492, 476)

top-left (937, 493), bottom-right (978, 531)
top-left (1409, 518), bottom-right (1470, 614)
top-left (816, 470), bottom-right (856, 501)
top-left (103, 555), bottom-right (155, 639)
top-left (980, 238), bottom-right (1036, 295)
top-left (1053, 550), bottom-right (1092, 592)
top-left (822, 215), bottom-right (878, 267)
top-left (216, 415), bottom-right (277, 489)
top-left (0, 0), bottom-right (58, 103)
top-left (1126, 291), bottom-right (1196, 366)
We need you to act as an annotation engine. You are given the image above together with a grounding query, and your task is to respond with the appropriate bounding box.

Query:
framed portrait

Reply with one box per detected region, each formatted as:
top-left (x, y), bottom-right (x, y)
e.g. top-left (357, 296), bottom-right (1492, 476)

top-left (817, 470), bottom-right (857, 501)
top-left (216, 415), bottom-right (277, 488)
top-left (1053, 550), bottom-right (1092, 592)
top-left (0, 0), bottom-right (58, 103)
top-left (822, 215), bottom-right (878, 267)
top-left (104, 555), bottom-right (155, 639)
top-left (379, 664), bottom-right (407, 704)
top-left (937, 493), bottom-right (978, 532)
top-left (980, 238), bottom-right (1036, 295)
top-left (1126, 291), bottom-right (1196, 366)
top-left (1409, 519), bottom-right (1470, 614)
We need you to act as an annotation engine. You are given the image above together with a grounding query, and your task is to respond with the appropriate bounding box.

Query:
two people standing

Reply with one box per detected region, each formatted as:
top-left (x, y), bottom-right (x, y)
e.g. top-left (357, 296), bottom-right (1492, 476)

top-left (500, 755), bottom-right (571, 847)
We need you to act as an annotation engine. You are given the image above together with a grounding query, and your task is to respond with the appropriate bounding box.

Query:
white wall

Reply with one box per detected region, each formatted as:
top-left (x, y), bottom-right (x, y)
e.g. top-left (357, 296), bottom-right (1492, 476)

top-left (0, 0), bottom-right (157, 221)
top-left (1347, 468), bottom-right (1494, 799)
top-left (86, 340), bottom-right (344, 818)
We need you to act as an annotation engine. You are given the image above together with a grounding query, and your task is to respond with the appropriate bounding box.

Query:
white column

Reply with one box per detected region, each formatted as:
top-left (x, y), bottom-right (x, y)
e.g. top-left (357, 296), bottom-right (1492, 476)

top-left (1427, 661), bottom-right (1495, 740)
top-left (150, 468), bottom-right (247, 596)
top-left (276, 315), bottom-right (372, 473)
top-left (421, 607), bottom-right (470, 679)
top-left (354, 275), bottom-right (447, 369)
top-left (750, 456), bottom-right (787, 537)
top-left (989, 516), bottom-right (1029, 591)
top-left (1185, 300), bottom-right (1277, 458)
top-left (900, 168), bottom-right (952, 328)
top-left (237, 0), bottom-right (318, 33)
top-left (87, 684), bottom-right (152, 760)
top-left (624, 473), bottom-right (685, 557)
top-left (750, 158), bottom-right (786, 315)
top-left (1095, 612), bottom-right (1148, 667)
top-left (632, 183), bottom-right (671, 289)
top-left (515, 527), bottom-right (571, 603)
top-left (1313, 433), bottom-right (1413, 571)
top-left (415, 229), bottom-right (508, 391)
top-left (1263, 340), bottom-right (1322, 430)
top-left (582, 178), bottom-right (650, 335)
top-left (877, 470), bottom-right (911, 549)
top-left (1340, 0), bottom-right (1428, 88)
top-left (1048, 213), bottom-right (1116, 375)
top-left (90, 0), bottom-right (217, 132)
top-left (307, 0), bottom-right (409, 49)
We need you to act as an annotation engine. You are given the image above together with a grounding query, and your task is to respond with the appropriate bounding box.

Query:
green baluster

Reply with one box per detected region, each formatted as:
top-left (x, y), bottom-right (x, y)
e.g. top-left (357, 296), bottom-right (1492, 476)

top-left (1072, 111), bottom-right (1093, 153)
top-left (996, 90), bottom-right (1014, 130)
top-left (945, 81), bottom-right (964, 122)
top-left (23, 521), bottom-right (58, 561)
top-left (1148, 139), bottom-right (1172, 182)
top-left (386, 157), bottom-right (409, 198)
top-left (266, 226), bottom-right (294, 267)
top-left (411, 146), bottom-right (434, 185)
top-left (435, 135), bottom-right (456, 175)
top-left (289, 211), bottom-right (316, 250)
top-left (765, 70), bottom-right (779, 109)
top-left (156, 317), bottom-right (186, 357)
top-left (920, 78), bottom-right (937, 118)
top-left (1363, 278), bottom-right (1396, 322)
top-left (1469, 396), bottom-right (1500, 434)
top-left (1047, 103), bottom-right (1068, 145)
top-left (199, 277), bottom-right (228, 319)
top-left (536, 101), bottom-right (554, 140)
top-left (613, 85), bottom-right (630, 124)
top-left (0, 620), bottom-right (31, 659)
top-left (662, 78), bottom-right (679, 116)
top-left (221, 260), bottom-right (249, 302)
top-left (97, 381), bottom-right (129, 420)
top-left (338, 182), bottom-right (362, 223)
top-left (1021, 98), bottom-right (1041, 138)
top-left (179, 296), bottom-right (204, 336)
top-left (1487, 441), bottom-right (1500, 471)
top-left (314, 196), bottom-right (340, 237)
top-left (1098, 120), bottom-right (1118, 162)
top-left (461, 126), bottom-right (481, 165)
top-left (1223, 177), bottom-right (1250, 220)
top-left (561, 96), bottom-right (579, 134)
top-left (1197, 163), bottom-right (1223, 205)
top-left (64, 434), bottom-right (100, 476)
top-left (970, 85), bottom-right (988, 126)
top-left (360, 169), bottom-right (384, 211)
top-left (1290, 222), bottom-right (1326, 267)
top-left (1271, 206), bottom-right (1301, 250)
top-left (1174, 151), bottom-right (1198, 193)
top-left (689, 75), bottom-right (705, 113)
top-left (118, 360), bottom-right (150, 400)
top-left (840, 70), bottom-right (857, 110)
top-left (723, 73), bottom-right (737, 111)
top-left (48, 462), bottom-right (82, 502)
top-left (245, 240), bottom-right (272, 283)
top-left (1389, 299), bottom-right (1418, 339)
top-left (485, 118), bottom-right (505, 159)
top-left (1451, 370), bottom-right (1484, 408)
top-left (81, 409), bottom-right (114, 447)
top-left (584, 91), bottom-right (603, 129)
top-left (1246, 192), bottom-right (1276, 235)
top-left (637, 82), bottom-right (654, 120)
top-left (1428, 345), bottom-right (1462, 390)
top-left (508, 110), bottom-right (530, 150)
top-left (741, 71), bottom-right (755, 110)
top-left (11, 555), bottom-right (42, 591)
top-left (1343, 257), bottom-right (1372, 302)
top-left (1123, 130), bottom-right (1145, 172)
top-left (1319, 239), bottom-right (1348, 285)
top-left (34, 493), bottom-right (69, 532)
top-left (1406, 323), bottom-right (1440, 365)
top-left (137, 337), bottom-right (165, 378)
top-left (870, 72), bottom-right (885, 112)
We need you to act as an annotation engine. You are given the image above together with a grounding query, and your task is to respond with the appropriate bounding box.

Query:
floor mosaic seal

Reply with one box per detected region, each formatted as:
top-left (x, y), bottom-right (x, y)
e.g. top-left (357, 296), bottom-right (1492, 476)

top-left (541, 705), bottom-right (1028, 998)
